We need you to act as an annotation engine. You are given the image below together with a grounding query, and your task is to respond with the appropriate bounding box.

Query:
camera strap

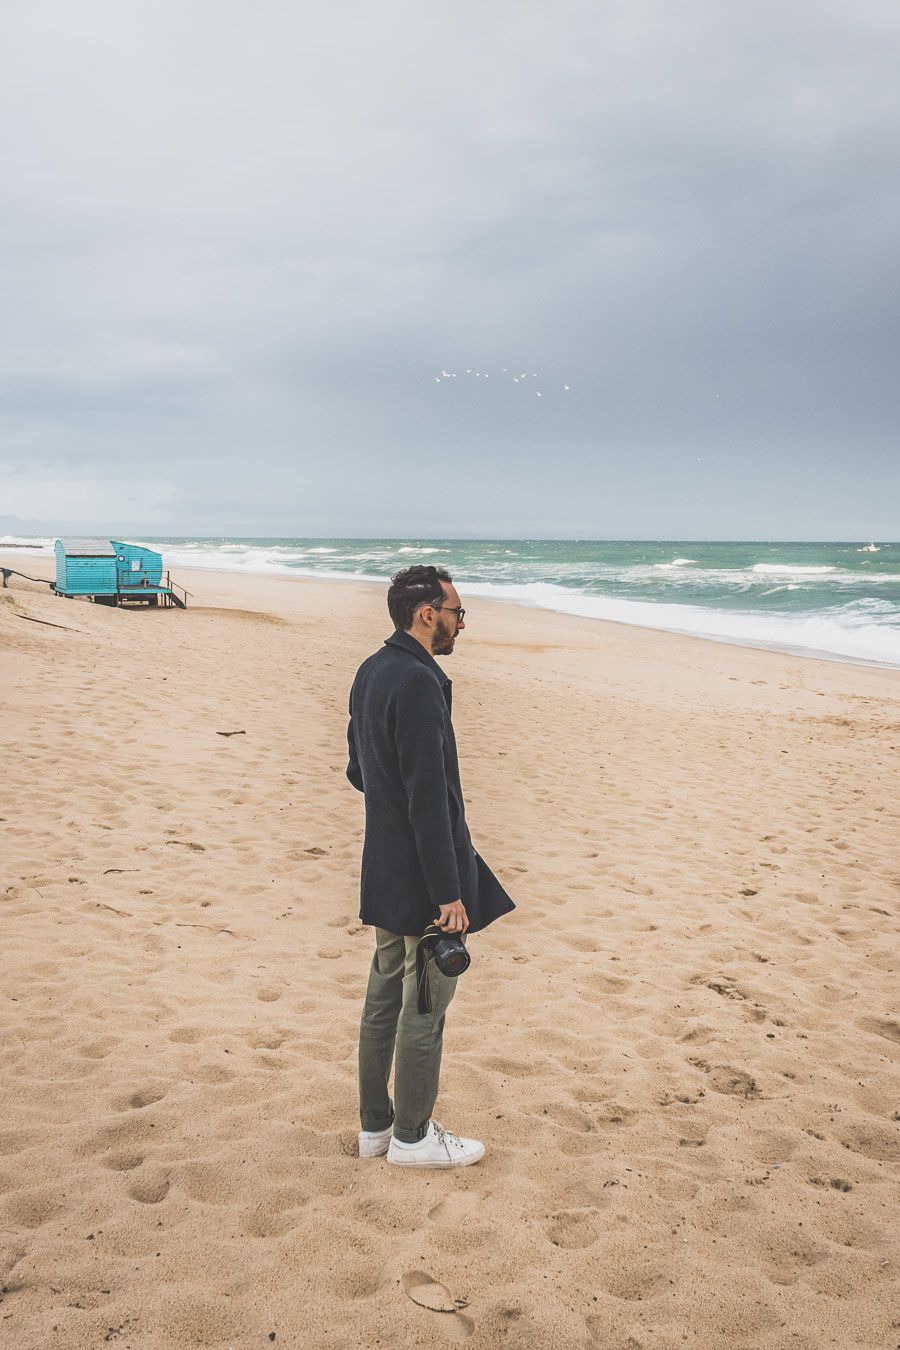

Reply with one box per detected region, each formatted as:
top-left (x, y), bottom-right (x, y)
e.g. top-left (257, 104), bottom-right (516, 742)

top-left (415, 924), bottom-right (442, 1015)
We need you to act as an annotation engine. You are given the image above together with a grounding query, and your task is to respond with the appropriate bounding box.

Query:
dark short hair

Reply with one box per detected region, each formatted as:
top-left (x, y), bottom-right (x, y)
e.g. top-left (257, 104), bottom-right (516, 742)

top-left (388, 564), bottom-right (452, 631)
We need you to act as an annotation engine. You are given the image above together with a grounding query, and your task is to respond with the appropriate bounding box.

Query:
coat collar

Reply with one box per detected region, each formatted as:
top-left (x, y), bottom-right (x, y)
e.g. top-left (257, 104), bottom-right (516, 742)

top-left (385, 629), bottom-right (451, 689)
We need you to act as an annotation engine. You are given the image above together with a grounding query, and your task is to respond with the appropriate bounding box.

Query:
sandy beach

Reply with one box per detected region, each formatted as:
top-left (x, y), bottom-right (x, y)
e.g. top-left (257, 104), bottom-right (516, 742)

top-left (1, 553), bottom-right (898, 1350)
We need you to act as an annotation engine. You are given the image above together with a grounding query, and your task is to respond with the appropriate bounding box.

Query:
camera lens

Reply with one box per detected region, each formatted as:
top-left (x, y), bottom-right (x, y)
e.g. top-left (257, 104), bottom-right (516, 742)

top-left (434, 937), bottom-right (470, 977)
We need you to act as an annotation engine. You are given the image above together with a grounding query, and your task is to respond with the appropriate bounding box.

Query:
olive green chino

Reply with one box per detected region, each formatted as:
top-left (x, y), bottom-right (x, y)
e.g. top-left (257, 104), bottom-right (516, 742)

top-left (358, 926), bottom-right (463, 1144)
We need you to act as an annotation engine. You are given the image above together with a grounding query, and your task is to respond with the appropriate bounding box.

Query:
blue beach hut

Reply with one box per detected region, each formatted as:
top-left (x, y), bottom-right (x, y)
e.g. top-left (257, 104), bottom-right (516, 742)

top-left (53, 539), bottom-right (188, 607)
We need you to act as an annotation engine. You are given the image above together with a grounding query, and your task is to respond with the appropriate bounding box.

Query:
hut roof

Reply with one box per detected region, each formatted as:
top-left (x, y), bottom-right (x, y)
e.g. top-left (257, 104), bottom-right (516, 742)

top-left (59, 538), bottom-right (116, 557)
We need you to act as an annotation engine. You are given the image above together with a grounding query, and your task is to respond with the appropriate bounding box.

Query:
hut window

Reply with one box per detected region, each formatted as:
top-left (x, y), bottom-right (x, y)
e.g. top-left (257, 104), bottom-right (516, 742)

top-left (131, 560), bottom-right (140, 571)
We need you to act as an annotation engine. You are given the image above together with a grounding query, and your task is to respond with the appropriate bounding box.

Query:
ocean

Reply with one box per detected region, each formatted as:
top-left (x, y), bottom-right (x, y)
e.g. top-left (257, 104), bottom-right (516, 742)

top-left (5, 536), bottom-right (899, 668)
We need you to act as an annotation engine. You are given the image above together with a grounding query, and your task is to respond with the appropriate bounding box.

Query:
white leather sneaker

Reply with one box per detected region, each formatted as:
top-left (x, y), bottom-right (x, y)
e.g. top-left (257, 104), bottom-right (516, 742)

top-left (358, 1124), bottom-right (393, 1158)
top-left (386, 1120), bottom-right (485, 1168)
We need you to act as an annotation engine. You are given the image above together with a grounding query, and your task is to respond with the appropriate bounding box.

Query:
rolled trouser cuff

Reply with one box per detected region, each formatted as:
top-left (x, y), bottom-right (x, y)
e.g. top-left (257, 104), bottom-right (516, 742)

top-left (392, 1119), bottom-right (430, 1144)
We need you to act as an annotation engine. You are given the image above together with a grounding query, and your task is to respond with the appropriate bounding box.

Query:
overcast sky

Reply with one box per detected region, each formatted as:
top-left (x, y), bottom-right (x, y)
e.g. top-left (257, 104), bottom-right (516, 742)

top-left (1, 0), bottom-right (898, 538)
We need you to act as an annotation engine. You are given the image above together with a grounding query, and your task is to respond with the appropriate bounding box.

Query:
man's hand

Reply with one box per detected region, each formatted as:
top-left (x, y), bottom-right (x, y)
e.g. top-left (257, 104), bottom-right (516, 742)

top-left (435, 900), bottom-right (469, 934)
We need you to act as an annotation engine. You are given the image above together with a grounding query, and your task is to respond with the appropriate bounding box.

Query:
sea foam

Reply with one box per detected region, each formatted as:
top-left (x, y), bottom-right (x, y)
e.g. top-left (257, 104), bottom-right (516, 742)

top-left (751, 564), bottom-right (836, 575)
top-left (458, 581), bottom-right (900, 667)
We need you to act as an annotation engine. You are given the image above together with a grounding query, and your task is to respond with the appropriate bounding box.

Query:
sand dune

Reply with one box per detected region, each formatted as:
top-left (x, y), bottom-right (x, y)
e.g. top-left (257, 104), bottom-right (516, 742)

top-left (1, 556), bottom-right (898, 1348)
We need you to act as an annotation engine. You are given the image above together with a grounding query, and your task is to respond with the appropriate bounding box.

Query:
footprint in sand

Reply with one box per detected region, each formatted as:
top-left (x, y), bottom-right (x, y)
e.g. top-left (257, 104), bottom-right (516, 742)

top-left (585, 1318), bottom-right (644, 1347)
top-left (592, 1101), bottom-right (635, 1127)
top-left (256, 988), bottom-right (282, 1002)
top-left (247, 1032), bottom-right (286, 1050)
top-left (688, 1057), bottom-right (756, 1095)
top-left (168, 1027), bottom-right (206, 1044)
top-left (189, 1062), bottom-right (235, 1084)
top-left (127, 1171), bottom-right (170, 1204)
top-left (657, 1088), bottom-right (705, 1107)
top-left (179, 1161), bottom-right (248, 1204)
top-left (79, 1036), bottom-right (120, 1059)
top-left (561, 935), bottom-right (603, 953)
top-left (115, 1086), bottom-right (168, 1111)
top-left (541, 1102), bottom-right (595, 1133)
top-left (692, 975), bottom-right (747, 1002)
top-left (707, 1065), bottom-right (760, 1099)
top-left (679, 1023), bottom-right (716, 1045)
top-left (83, 1116), bottom-right (157, 1156)
top-left (481, 1055), bottom-right (541, 1078)
top-left (103, 1152), bottom-right (144, 1172)
top-left (428, 1193), bottom-right (483, 1224)
top-left (758, 1231), bottom-right (829, 1286)
top-left (838, 1122), bottom-right (900, 1162)
top-left (3, 1189), bottom-right (65, 1229)
top-left (856, 1016), bottom-right (900, 1045)
top-left (677, 1129), bottom-right (707, 1148)
top-left (595, 1265), bottom-right (667, 1302)
top-left (241, 1206), bottom-right (297, 1239)
top-left (578, 971), bottom-right (630, 995)
top-left (401, 1271), bottom-right (473, 1340)
top-left (544, 1209), bottom-right (599, 1249)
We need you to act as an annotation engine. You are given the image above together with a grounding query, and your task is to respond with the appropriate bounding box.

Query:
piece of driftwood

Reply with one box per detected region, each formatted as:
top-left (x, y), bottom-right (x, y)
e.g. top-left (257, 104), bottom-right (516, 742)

top-left (173, 922), bottom-right (238, 937)
top-left (216, 730), bottom-right (247, 737)
top-left (16, 614), bottom-right (83, 633)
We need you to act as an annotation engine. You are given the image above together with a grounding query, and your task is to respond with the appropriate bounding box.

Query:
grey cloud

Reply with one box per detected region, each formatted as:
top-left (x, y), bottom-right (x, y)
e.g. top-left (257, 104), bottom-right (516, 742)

top-left (1, 0), bottom-right (898, 535)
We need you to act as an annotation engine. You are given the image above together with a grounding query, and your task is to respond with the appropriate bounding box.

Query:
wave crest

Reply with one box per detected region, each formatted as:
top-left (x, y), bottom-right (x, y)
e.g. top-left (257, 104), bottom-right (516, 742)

top-left (751, 564), bottom-right (836, 575)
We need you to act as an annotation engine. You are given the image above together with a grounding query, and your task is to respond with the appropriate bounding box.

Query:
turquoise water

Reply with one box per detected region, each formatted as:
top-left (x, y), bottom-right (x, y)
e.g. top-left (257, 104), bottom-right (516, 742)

top-left (159, 537), bottom-right (900, 667)
top-left (6, 535), bottom-right (899, 666)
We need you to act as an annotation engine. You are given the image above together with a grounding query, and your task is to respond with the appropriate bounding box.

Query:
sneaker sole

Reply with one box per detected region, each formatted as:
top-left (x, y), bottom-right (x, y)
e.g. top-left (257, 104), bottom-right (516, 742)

top-left (386, 1147), bottom-right (485, 1169)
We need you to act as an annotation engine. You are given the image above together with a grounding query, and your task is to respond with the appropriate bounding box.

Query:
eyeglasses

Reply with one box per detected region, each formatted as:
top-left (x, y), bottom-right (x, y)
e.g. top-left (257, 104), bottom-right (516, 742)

top-left (435, 605), bottom-right (465, 623)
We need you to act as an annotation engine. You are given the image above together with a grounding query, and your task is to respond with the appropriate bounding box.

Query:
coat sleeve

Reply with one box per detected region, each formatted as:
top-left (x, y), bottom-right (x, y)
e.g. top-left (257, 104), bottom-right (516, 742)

top-left (394, 673), bottom-right (461, 908)
top-left (346, 695), bottom-right (364, 792)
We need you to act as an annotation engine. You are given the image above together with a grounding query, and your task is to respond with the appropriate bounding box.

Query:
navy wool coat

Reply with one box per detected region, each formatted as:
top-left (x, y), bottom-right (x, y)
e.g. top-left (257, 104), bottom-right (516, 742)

top-left (347, 630), bottom-right (516, 937)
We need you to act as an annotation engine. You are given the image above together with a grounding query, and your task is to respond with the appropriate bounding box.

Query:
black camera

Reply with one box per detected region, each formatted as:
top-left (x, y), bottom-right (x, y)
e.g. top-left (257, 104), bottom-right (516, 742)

top-left (415, 923), bottom-right (470, 1012)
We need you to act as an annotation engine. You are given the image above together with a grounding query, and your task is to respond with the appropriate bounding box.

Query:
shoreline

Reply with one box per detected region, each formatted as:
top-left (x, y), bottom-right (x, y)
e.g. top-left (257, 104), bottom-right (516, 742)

top-left (4, 549), bottom-right (899, 674)
top-left (181, 561), bottom-right (900, 672)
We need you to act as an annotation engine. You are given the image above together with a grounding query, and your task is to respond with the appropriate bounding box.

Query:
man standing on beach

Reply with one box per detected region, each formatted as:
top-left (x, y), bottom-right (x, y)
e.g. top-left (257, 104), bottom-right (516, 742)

top-left (346, 564), bottom-right (515, 1169)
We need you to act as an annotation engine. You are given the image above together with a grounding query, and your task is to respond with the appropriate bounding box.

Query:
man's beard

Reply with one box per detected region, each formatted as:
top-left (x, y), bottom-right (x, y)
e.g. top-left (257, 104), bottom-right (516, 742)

top-left (432, 615), bottom-right (456, 655)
